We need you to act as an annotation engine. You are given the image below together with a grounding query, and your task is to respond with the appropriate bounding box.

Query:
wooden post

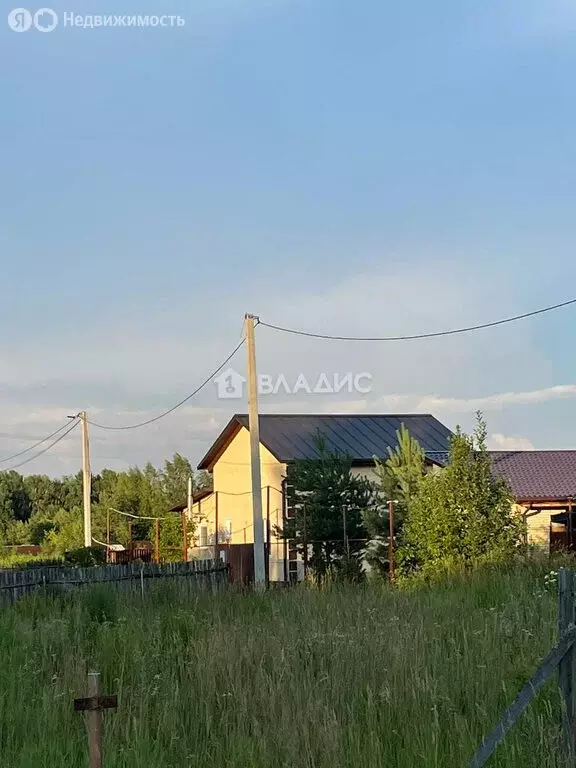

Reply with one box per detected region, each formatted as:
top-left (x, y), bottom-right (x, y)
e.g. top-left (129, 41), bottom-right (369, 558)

top-left (388, 500), bottom-right (395, 585)
top-left (266, 486), bottom-right (271, 587)
top-left (303, 502), bottom-right (308, 580)
top-left (74, 671), bottom-right (117, 768)
top-left (154, 519), bottom-right (160, 564)
top-left (87, 671), bottom-right (102, 768)
top-left (106, 508), bottom-right (110, 563)
top-left (558, 568), bottom-right (576, 761)
top-left (214, 491), bottom-right (219, 562)
top-left (182, 510), bottom-right (188, 562)
top-left (342, 505), bottom-right (349, 558)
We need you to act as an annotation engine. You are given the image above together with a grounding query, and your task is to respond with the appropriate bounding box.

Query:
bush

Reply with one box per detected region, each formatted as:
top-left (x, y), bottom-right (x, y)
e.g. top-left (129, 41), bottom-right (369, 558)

top-left (64, 546), bottom-right (106, 567)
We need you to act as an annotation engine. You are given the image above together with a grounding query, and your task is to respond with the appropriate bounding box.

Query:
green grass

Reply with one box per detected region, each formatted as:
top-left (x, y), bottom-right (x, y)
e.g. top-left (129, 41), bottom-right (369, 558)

top-left (0, 562), bottom-right (569, 767)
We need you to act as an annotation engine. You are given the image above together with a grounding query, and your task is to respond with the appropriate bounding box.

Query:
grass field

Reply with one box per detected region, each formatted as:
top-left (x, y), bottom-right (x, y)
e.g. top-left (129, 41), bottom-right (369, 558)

top-left (0, 562), bottom-right (569, 767)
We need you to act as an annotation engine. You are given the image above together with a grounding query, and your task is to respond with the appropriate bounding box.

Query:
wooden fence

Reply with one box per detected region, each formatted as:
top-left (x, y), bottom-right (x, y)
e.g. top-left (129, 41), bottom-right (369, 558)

top-left (469, 568), bottom-right (576, 767)
top-left (0, 559), bottom-right (228, 605)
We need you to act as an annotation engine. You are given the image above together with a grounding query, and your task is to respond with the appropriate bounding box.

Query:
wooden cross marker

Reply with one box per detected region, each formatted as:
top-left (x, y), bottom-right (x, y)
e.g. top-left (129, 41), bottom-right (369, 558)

top-left (74, 671), bottom-right (117, 768)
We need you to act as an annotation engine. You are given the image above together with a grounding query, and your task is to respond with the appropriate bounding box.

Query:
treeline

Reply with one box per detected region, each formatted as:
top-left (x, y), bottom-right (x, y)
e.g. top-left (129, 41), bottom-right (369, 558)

top-left (0, 453), bottom-right (211, 558)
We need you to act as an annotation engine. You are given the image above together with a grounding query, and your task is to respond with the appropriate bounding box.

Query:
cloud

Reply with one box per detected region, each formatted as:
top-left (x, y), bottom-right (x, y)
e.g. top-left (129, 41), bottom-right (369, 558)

top-left (489, 433), bottom-right (535, 451)
top-left (398, 385), bottom-right (576, 414)
top-left (0, 258), bottom-right (571, 475)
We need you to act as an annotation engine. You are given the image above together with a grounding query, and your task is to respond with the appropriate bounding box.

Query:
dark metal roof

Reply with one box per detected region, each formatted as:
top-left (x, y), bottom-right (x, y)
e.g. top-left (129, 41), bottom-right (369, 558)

top-left (489, 451), bottom-right (576, 502)
top-left (197, 413), bottom-right (453, 470)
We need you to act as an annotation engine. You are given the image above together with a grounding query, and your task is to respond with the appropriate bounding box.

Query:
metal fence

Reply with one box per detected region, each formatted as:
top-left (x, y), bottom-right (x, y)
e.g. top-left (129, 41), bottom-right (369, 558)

top-left (0, 559), bottom-right (229, 605)
top-left (469, 568), bottom-right (576, 767)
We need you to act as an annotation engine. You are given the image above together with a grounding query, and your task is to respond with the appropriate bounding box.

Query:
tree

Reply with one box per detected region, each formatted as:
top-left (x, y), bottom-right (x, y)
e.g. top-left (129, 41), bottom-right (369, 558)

top-left (362, 424), bottom-right (427, 578)
top-left (161, 454), bottom-right (193, 508)
top-left (0, 471), bottom-right (31, 542)
top-left (400, 413), bottom-right (525, 576)
top-left (278, 434), bottom-right (375, 580)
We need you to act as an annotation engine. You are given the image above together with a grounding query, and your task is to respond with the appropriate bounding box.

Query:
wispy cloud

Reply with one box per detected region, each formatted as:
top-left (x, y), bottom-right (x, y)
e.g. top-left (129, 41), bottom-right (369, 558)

top-left (489, 433), bottom-right (535, 451)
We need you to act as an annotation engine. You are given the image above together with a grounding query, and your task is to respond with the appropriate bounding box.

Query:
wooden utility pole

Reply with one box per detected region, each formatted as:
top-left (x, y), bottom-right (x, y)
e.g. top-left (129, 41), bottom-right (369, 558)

top-left (74, 671), bottom-right (117, 768)
top-left (245, 313), bottom-right (266, 591)
top-left (154, 519), bottom-right (160, 564)
top-left (80, 411), bottom-right (92, 548)
top-left (388, 500), bottom-right (396, 584)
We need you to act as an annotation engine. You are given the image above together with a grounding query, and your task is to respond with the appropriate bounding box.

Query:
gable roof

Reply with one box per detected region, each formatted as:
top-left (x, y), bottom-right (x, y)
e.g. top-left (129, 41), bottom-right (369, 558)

top-left (197, 413), bottom-right (453, 470)
top-left (489, 451), bottom-right (576, 502)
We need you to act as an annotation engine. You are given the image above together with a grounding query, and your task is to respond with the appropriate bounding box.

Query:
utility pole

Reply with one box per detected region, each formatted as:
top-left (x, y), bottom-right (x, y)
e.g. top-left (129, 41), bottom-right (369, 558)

top-left (245, 313), bottom-right (266, 591)
top-left (388, 499), bottom-right (396, 585)
top-left (81, 411), bottom-right (92, 548)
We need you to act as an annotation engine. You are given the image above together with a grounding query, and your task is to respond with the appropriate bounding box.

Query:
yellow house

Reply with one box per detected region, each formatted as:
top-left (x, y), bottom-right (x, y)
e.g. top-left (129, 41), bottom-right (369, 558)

top-left (184, 417), bottom-right (576, 580)
top-left (489, 451), bottom-right (576, 550)
top-left (189, 413), bottom-right (453, 582)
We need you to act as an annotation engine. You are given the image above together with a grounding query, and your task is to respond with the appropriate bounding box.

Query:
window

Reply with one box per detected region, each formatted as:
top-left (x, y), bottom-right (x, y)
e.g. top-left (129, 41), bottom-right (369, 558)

top-left (199, 525), bottom-right (208, 547)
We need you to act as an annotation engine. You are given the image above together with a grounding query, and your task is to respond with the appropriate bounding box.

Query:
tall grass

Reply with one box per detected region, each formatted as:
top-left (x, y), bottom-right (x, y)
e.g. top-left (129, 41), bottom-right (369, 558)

top-left (0, 562), bottom-right (568, 767)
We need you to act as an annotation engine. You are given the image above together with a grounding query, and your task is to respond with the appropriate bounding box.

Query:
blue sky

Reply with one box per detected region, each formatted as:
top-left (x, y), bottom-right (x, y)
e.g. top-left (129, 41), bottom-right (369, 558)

top-left (1, 0), bottom-right (576, 474)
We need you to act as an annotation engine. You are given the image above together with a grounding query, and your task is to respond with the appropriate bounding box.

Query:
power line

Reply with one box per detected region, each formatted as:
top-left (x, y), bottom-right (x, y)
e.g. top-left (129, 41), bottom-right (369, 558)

top-left (109, 507), bottom-right (167, 521)
top-left (5, 419), bottom-right (80, 471)
top-left (88, 338), bottom-right (245, 431)
top-left (0, 421), bottom-right (78, 466)
top-left (259, 297), bottom-right (576, 342)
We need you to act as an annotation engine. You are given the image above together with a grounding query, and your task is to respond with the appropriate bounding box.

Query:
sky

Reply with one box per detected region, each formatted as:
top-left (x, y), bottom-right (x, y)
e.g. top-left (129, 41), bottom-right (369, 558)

top-left (1, 0), bottom-right (576, 475)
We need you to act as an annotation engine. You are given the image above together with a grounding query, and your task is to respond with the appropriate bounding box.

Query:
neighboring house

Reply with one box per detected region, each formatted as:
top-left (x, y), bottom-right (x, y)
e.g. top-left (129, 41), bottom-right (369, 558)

top-left (489, 451), bottom-right (576, 550)
top-left (192, 413), bottom-right (453, 581)
top-left (407, 449), bottom-right (576, 550)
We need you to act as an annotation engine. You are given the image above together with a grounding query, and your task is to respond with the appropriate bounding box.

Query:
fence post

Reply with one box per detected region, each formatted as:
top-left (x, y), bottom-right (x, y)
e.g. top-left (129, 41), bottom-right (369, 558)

top-left (559, 568), bottom-right (576, 762)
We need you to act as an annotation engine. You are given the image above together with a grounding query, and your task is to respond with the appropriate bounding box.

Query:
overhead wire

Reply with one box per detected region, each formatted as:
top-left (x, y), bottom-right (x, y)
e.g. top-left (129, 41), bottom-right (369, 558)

top-left (259, 297), bottom-right (576, 342)
top-left (88, 338), bottom-right (245, 431)
top-left (0, 421), bottom-right (79, 466)
top-left (109, 507), bottom-right (168, 521)
top-left (4, 419), bottom-right (80, 471)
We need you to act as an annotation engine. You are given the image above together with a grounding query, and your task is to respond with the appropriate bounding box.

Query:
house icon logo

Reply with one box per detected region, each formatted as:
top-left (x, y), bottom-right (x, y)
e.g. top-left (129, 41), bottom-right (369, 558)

top-left (214, 367), bottom-right (246, 399)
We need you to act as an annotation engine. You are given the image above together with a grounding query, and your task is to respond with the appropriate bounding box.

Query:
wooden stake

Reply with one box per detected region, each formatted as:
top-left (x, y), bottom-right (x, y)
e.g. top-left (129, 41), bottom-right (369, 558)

top-left (182, 510), bottom-right (188, 562)
top-left (388, 500), bottom-right (395, 585)
top-left (154, 519), bottom-right (160, 564)
top-left (214, 491), bottom-right (219, 562)
top-left (74, 672), bottom-right (117, 768)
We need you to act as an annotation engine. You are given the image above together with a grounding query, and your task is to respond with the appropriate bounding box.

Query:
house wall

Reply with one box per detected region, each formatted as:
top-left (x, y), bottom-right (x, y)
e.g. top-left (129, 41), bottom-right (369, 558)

top-left (516, 502), bottom-right (571, 549)
top-left (196, 427), bottom-right (287, 581)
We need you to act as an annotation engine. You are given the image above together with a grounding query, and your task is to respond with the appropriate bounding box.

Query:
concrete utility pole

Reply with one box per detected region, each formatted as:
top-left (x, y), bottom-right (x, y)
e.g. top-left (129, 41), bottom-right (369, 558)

top-left (245, 313), bottom-right (266, 591)
top-left (80, 411), bottom-right (92, 548)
